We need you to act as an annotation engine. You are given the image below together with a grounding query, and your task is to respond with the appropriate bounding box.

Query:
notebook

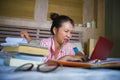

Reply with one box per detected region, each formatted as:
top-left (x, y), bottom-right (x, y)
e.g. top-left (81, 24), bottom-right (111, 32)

top-left (89, 36), bottom-right (114, 60)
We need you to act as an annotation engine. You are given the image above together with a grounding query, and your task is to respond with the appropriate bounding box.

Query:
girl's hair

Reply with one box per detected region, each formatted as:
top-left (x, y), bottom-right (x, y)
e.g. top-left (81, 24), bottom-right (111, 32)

top-left (50, 13), bottom-right (74, 35)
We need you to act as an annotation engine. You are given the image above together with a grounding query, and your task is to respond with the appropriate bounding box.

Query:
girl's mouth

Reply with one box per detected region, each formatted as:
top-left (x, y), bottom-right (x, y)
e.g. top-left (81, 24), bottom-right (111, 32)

top-left (64, 39), bottom-right (69, 43)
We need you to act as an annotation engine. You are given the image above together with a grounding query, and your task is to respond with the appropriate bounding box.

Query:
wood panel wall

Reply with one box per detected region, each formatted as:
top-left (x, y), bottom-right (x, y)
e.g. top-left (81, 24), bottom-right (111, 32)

top-left (0, 0), bottom-right (35, 19)
top-left (47, 0), bottom-right (83, 24)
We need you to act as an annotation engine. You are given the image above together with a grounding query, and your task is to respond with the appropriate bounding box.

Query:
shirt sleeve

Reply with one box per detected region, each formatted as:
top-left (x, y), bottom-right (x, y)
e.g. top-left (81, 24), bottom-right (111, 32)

top-left (68, 43), bottom-right (75, 55)
top-left (63, 43), bottom-right (75, 55)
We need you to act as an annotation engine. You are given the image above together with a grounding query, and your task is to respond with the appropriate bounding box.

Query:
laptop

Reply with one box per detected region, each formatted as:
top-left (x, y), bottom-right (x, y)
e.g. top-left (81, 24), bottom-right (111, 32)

top-left (89, 36), bottom-right (114, 60)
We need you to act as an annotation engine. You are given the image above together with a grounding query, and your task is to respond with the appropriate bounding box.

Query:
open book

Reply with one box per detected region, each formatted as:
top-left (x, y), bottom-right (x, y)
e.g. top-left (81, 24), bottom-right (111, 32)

top-left (47, 59), bottom-right (120, 69)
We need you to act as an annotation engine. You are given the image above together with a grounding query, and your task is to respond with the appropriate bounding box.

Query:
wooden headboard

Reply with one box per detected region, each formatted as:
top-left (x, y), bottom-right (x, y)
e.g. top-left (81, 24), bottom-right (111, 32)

top-left (0, 25), bottom-right (83, 50)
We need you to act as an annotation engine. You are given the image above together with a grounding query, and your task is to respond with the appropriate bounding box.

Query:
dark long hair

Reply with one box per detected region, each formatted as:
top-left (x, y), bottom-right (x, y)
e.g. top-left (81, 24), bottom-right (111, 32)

top-left (50, 13), bottom-right (74, 35)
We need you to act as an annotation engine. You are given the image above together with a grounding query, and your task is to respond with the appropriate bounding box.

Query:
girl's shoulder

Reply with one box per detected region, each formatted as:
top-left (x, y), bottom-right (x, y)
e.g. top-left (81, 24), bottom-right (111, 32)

top-left (40, 37), bottom-right (52, 47)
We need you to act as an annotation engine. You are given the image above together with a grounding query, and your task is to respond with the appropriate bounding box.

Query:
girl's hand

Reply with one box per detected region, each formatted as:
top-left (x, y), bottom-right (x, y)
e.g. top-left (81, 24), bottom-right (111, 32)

top-left (58, 55), bottom-right (88, 62)
top-left (20, 30), bottom-right (32, 42)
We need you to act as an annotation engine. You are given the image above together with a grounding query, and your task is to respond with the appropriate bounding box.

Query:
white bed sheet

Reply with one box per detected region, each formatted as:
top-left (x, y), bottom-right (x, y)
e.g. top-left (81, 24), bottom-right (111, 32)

top-left (0, 58), bottom-right (120, 80)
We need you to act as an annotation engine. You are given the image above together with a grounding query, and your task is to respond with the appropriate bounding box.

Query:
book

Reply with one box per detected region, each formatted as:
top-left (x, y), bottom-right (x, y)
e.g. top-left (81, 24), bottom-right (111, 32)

top-left (47, 59), bottom-right (120, 69)
top-left (13, 53), bottom-right (44, 61)
top-left (5, 57), bottom-right (44, 67)
top-left (47, 60), bottom-right (93, 68)
top-left (3, 53), bottom-right (45, 67)
top-left (2, 44), bottom-right (49, 56)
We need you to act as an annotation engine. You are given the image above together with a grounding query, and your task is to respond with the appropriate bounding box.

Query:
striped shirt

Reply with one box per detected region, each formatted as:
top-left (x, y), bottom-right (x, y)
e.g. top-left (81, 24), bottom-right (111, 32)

top-left (39, 37), bottom-right (75, 61)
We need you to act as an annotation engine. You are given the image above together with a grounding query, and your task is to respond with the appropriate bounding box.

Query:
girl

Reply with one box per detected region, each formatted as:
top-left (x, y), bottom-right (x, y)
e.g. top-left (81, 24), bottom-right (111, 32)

top-left (20, 13), bottom-right (87, 62)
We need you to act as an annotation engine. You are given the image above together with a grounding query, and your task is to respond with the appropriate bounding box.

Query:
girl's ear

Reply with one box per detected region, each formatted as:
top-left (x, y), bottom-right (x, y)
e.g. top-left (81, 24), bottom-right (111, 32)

top-left (53, 27), bottom-right (57, 35)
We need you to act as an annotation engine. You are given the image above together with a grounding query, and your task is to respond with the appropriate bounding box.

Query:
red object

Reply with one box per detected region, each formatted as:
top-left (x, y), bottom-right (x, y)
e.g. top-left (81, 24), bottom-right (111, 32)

top-left (47, 59), bottom-right (92, 67)
top-left (90, 36), bottom-right (114, 60)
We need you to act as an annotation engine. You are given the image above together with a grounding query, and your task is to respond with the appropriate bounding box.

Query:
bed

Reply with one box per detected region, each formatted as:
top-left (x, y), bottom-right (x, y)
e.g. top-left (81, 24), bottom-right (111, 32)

top-left (0, 25), bottom-right (120, 80)
top-left (0, 57), bottom-right (120, 80)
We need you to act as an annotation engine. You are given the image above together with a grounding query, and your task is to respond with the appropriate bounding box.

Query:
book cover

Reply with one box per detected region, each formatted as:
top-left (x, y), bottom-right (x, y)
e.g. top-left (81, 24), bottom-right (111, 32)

top-left (3, 45), bottom-right (49, 56)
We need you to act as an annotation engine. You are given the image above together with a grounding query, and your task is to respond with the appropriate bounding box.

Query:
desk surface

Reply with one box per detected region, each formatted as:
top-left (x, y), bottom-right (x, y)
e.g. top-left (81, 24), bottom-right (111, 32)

top-left (0, 58), bottom-right (120, 80)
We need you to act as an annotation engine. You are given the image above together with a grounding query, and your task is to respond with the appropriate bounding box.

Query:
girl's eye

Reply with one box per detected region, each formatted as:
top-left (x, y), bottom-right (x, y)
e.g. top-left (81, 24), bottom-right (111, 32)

top-left (65, 31), bottom-right (68, 32)
top-left (64, 30), bottom-right (69, 32)
top-left (64, 30), bottom-right (72, 35)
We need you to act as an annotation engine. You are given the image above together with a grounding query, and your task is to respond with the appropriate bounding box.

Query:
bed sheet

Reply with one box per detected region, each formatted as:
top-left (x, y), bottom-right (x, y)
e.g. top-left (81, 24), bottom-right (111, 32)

top-left (0, 57), bottom-right (120, 80)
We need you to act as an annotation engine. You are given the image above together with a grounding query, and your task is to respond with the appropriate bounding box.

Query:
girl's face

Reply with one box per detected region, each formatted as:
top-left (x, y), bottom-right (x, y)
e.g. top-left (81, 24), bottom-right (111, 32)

top-left (53, 21), bottom-right (73, 46)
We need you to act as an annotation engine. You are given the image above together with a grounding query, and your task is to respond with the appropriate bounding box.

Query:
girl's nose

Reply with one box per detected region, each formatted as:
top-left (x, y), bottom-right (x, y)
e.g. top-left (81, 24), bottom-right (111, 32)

top-left (67, 33), bottom-right (72, 38)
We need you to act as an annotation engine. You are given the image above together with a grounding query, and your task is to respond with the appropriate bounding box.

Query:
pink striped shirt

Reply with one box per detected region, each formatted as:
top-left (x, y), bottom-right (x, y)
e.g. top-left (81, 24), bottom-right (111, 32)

top-left (39, 37), bottom-right (75, 61)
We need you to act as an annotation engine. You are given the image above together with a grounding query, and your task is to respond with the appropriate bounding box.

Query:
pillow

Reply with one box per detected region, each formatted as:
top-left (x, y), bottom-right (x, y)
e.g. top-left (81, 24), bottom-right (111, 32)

top-left (70, 42), bottom-right (84, 54)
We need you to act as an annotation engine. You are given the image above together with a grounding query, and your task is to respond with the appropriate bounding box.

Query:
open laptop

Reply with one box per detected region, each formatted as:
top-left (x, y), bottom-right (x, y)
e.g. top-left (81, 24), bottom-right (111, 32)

top-left (89, 36), bottom-right (114, 60)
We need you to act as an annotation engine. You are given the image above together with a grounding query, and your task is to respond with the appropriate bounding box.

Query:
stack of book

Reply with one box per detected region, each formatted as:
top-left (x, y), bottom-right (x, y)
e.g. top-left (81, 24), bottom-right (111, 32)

top-left (1, 44), bottom-right (49, 67)
top-left (4, 54), bottom-right (44, 67)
